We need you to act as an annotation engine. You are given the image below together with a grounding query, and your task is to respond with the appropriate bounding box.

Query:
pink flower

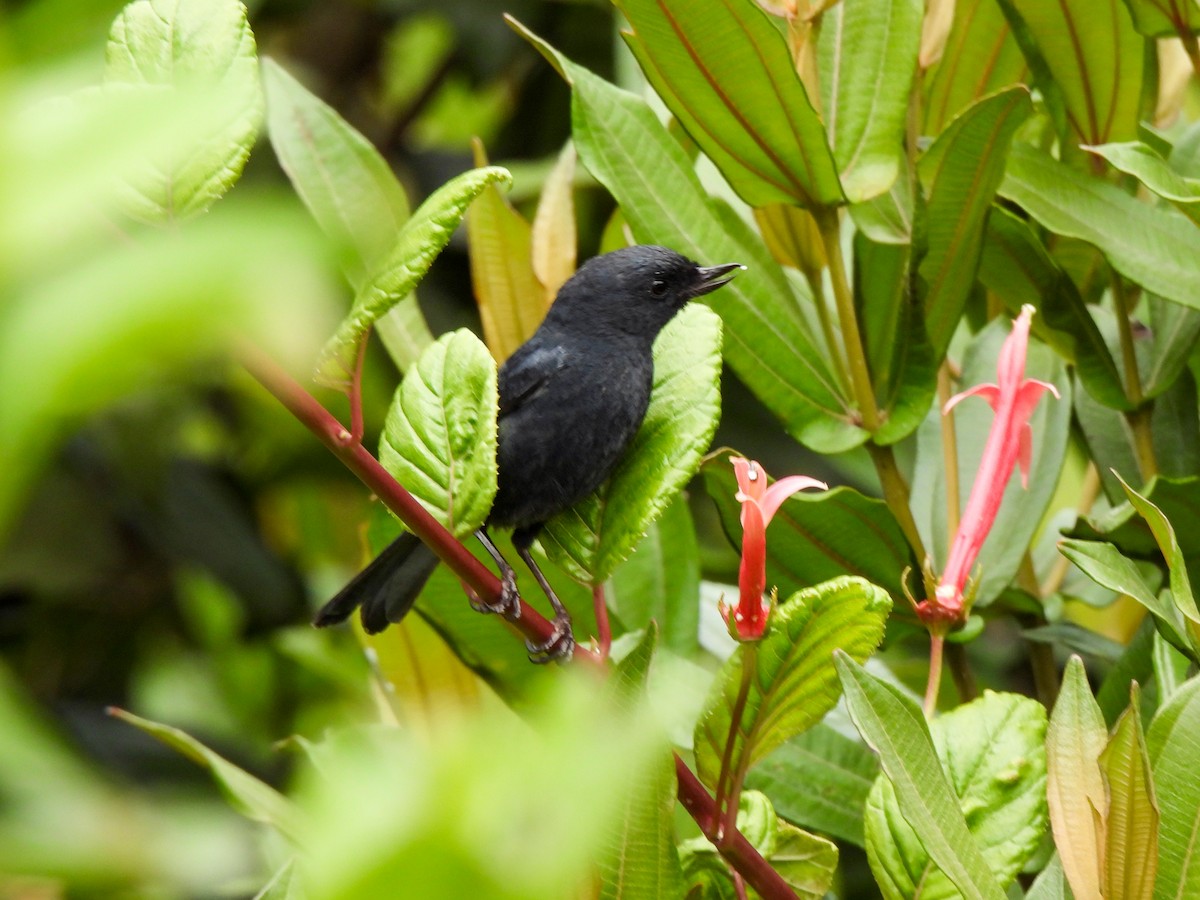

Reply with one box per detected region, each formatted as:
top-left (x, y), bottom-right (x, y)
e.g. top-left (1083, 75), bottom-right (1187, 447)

top-left (926, 304), bottom-right (1058, 622)
top-left (720, 457), bottom-right (826, 641)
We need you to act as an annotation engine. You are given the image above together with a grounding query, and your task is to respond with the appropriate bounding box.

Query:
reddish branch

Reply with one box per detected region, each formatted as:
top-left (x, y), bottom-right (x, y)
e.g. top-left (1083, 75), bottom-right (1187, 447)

top-left (241, 346), bottom-right (798, 900)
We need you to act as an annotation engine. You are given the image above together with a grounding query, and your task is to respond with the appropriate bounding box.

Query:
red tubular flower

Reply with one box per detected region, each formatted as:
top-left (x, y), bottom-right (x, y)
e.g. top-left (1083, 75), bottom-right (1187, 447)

top-left (720, 457), bottom-right (826, 641)
top-left (926, 304), bottom-right (1058, 622)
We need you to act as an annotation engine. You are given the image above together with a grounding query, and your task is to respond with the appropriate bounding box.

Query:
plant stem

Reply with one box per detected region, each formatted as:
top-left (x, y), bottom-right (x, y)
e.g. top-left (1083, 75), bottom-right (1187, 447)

top-left (1111, 271), bottom-right (1158, 481)
top-left (944, 643), bottom-right (977, 702)
top-left (1040, 463), bottom-right (1101, 597)
top-left (348, 334), bottom-right (369, 444)
top-left (714, 643), bottom-right (756, 840)
top-left (592, 582), bottom-right (611, 661)
top-left (866, 443), bottom-right (928, 568)
top-left (924, 633), bottom-right (944, 718)
top-left (805, 270), bottom-right (854, 398)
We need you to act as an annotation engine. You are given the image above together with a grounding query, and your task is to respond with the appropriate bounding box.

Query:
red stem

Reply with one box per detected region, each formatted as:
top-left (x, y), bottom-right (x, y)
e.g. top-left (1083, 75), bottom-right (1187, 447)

top-left (592, 582), bottom-right (611, 661)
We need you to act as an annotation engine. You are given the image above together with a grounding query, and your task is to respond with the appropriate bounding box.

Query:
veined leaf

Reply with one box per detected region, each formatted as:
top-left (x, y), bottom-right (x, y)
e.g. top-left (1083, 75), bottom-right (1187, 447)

top-left (614, 0), bottom-right (842, 209)
top-left (818, 0), bottom-right (922, 202)
top-left (531, 142), bottom-right (578, 305)
top-left (1122, 0), bottom-right (1200, 37)
top-left (1101, 685), bottom-right (1159, 900)
top-left (378, 329), bottom-right (498, 538)
top-left (864, 691), bottom-right (1048, 898)
top-left (509, 18), bottom-right (860, 453)
top-left (316, 166), bottom-right (511, 387)
top-left (1000, 143), bottom-right (1200, 312)
top-left (694, 577), bottom-right (891, 788)
top-left (539, 305), bottom-right (722, 584)
top-left (104, 0), bottom-right (263, 224)
top-left (917, 87), bottom-right (1032, 357)
top-left (1087, 141), bottom-right (1200, 225)
top-left (769, 821), bottom-right (838, 900)
top-left (836, 656), bottom-right (1008, 900)
top-left (1146, 675), bottom-right (1200, 899)
top-left (1046, 657), bottom-right (1108, 900)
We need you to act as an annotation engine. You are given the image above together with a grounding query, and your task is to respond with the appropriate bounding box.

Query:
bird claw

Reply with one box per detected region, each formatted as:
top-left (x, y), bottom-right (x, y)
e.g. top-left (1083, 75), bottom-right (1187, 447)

top-left (525, 613), bottom-right (575, 664)
top-left (468, 569), bottom-right (522, 619)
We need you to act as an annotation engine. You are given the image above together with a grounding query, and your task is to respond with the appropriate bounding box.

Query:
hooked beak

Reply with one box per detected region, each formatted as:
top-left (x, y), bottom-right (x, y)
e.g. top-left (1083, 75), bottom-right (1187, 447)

top-left (689, 262), bottom-right (745, 298)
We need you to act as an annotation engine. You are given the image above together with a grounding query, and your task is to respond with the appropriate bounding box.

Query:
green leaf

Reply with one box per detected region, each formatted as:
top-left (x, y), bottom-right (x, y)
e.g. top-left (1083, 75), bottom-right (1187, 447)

top-left (864, 691), bottom-right (1048, 898)
top-left (1153, 629), bottom-right (1191, 703)
top-left (1147, 675), bottom-right (1200, 900)
top-left (378, 329), bottom-right (498, 538)
top-left (1000, 143), bottom-right (1200, 312)
top-left (1087, 141), bottom-right (1200, 225)
top-left (1026, 856), bottom-right (1073, 900)
top-left (836, 655), bottom-right (1008, 900)
top-left (701, 450), bottom-right (914, 603)
top-left (511, 18), bottom-right (861, 454)
top-left (316, 166), bottom-right (512, 387)
top-left (1003, 0), bottom-right (1143, 145)
top-left (693, 577), bottom-right (891, 788)
top-left (608, 494), bottom-right (700, 657)
top-left (538, 305), bottom-right (721, 584)
top-left (769, 821), bottom-right (839, 900)
top-left (1100, 685), bottom-right (1159, 900)
top-left (1143, 295), bottom-right (1200, 400)
top-left (613, 0), bottom-right (842, 209)
top-left (979, 208), bottom-right (1127, 409)
top-left (1121, 0), bottom-right (1200, 37)
top-left (745, 724), bottom-right (879, 847)
top-left (917, 87), bottom-right (1033, 356)
top-left (818, 0), bottom-right (921, 202)
top-left (104, 0), bottom-right (263, 223)
top-left (924, 0), bottom-right (1028, 135)
top-left (1046, 657), bottom-right (1107, 900)
top-left (110, 707), bottom-right (303, 843)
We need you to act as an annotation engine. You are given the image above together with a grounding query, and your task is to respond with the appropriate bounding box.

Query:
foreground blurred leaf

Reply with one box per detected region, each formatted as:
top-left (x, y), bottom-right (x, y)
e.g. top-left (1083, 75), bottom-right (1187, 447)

top-left (1101, 685), bottom-right (1159, 900)
top-left (1146, 675), bottom-right (1200, 899)
top-left (614, 0), bottom-right (842, 208)
top-left (694, 577), bottom-right (890, 787)
top-left (540, 305), bottom-right (721, 584)
top-left (378, 329), bottom-right (498, 538)
top-left (836, 655), bottom-right (1007, 900)
top-left (315, 166), bottom-right (511, 387)
top-left (864, 691), bottom-right (1047, 898)
top-left (104, 0), bottom-right (263, 223)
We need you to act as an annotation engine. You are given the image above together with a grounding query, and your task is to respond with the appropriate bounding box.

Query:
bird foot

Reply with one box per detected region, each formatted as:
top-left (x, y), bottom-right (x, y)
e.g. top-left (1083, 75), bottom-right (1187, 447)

top-left (526, 613), bottom-right (575, 664)
top-left (468, 568), bottom-right (522, 619)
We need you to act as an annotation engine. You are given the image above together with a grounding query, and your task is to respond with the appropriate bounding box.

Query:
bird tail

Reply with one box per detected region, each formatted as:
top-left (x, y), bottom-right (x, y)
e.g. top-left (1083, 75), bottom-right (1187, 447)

top-left (313, 532), bottom-right (440, 634)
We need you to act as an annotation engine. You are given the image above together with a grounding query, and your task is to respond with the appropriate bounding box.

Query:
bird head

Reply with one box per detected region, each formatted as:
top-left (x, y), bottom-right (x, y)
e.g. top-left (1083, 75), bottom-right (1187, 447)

top-left (546, 245), bottom-right (743, 340)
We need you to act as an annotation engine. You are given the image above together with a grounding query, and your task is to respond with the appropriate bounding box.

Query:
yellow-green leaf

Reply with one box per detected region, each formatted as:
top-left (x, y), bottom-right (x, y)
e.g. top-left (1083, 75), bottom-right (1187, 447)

top-left (531, 142), bottom-right (578, 306)
top-left (1100, 684), bottom-right (1159, 900)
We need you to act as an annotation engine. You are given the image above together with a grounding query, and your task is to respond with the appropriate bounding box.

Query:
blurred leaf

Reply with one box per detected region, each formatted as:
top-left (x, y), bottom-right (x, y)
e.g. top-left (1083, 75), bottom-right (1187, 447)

top-left (315, 166), bottom-right (511, 387)
top-left (753, 204), bottom-right (825, 284)
top-left (540, 305), bottom-right (722, 584)
top-left (864, 691), bottom-right (1048, 898)
top-left (694, 577), bottom-right (891, 787)
top-left (468, 140), bottom-right (546, 363)
top-left (1100, 685), bottom-right (1159, 900)
top-left (511, 18), bottom-right (861, 453)
top-left (980, 208), bottom-right (1128, 409)
top-left (1026, 856), bottom-right (1073, 900)
top-left (1087, 141), bottom-right (1200, 225)
top-left (1046, 657), bottom-right (1107, 900)
top-left (836, 655), bottom-right (1008, 900)
top-left (380, 13), bottom-right (455, 115)
top-left (917, 86), bottom-right (1032, 357)
top-left (702, 450), bottom-right (914, 602)
top-left (614, 0), bottom-right (842, 208)
top-left (104, 0), bottom-right (262, 223)
top-left (1146, 674), bottom-right (1200, 899)
top-left (1144, 294), bottom-right (1200, 399)
top-left (378, 329), bottom-right (498, 539)
top-left (817, 0), bottom-right (921, 202)
top-left (110, 707), bottom-right (303, 843)
top-left (769, 820), bottom-right (838, 900)
top-left (1000, 143), bottom-right (1200, 312)
top-left (1121, 0), bottom-right (1200, 37)
top-left (531, 142), bottom-right (577, 306)
top-left (745, 724), bottom-right (879, 847)
top-left (608, 493), bottom-right (701, 657)
top-left (1003, 0), bottom-right (1143, 144)
top-left (924, 0), bottom-right (1028, 135)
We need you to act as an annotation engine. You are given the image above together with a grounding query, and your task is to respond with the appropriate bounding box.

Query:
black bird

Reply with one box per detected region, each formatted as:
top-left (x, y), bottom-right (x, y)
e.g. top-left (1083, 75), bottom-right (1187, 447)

top-left (314, 245), bottom-right (742, 661)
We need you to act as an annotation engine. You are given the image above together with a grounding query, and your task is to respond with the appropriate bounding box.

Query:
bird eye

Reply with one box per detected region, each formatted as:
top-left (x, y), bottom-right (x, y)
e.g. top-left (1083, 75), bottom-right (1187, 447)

top-left (650, 279), bottom-right (668, 297)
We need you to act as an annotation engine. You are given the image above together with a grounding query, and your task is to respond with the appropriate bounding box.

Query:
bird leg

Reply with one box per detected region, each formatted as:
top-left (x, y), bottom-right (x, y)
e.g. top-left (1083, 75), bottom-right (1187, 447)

top-left (471, 528), bottom-right (522, 618)
top-left (514, 542), bottom-right (575, 664)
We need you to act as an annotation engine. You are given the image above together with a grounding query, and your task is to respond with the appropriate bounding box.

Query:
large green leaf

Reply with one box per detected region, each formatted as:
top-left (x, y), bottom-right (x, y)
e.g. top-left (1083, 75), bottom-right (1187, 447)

top-left (1000, 143), bottom-right (1200, 312)
top-left (378, 329), bottom-right (498, 538)
top-left (864, 691), bottom-right (1047, 898)
top-left (693, 577), bottom-right (890, 788)
top-left (1087, 141), bottom-right (1200, 225)
top-left (1045, 657), bottom-right (1107, 900)
top-left (1121, 0), bottom-right (1200, 37)
top-left (511, 18), bottom-right (860, 454)
top-left (614, 0), bottom-right (842, 209)
top-left (917, 87), bottom-right (1033, 356)
top-left (1147, 675), bottom-right (1200, 899)
top-left (1143, 295), bottom-right (1200, 399)
top-left (836, 655), bottom-right (1007, 900)
top-left (1101, 686), bottom-right (1159, 900)
top-left (817, 0), bottom-right (921, 202)
top-left (539, 305), bottom-right (721, 584)
top-left (104, 0), bottom-right (263, 224)
top-left (769, 821), bottom-right (839, 900)
top-left (1003, 0), bottom-right (1143, 145)
top-left (316, 166), bottom-right (511, 387)
top-left (745, 724), bottom-right (879, 847)
top-left (701, 450), bottom-right (914, 602)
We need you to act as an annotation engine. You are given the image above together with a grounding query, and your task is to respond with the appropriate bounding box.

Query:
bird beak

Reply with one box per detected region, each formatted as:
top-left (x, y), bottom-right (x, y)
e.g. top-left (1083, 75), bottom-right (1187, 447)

top-left (689, 262), bottom-right (745, 298)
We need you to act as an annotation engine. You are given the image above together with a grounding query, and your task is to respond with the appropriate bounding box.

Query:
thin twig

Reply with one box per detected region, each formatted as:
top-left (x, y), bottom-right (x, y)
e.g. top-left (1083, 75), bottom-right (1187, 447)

top-left (924, 633), bottom-right (944, 719)
top-left (592, 582), bottom-right (611, 661)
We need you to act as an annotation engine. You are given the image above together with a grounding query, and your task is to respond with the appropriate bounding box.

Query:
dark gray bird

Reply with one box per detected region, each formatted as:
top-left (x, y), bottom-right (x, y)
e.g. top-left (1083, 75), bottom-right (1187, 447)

top-left (314, 245), bottom-right (741, 661)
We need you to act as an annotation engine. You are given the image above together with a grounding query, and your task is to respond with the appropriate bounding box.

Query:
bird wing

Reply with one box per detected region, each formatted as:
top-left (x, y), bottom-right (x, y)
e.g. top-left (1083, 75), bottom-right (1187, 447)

top-left (498, 342), bottom-right (569, 417)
